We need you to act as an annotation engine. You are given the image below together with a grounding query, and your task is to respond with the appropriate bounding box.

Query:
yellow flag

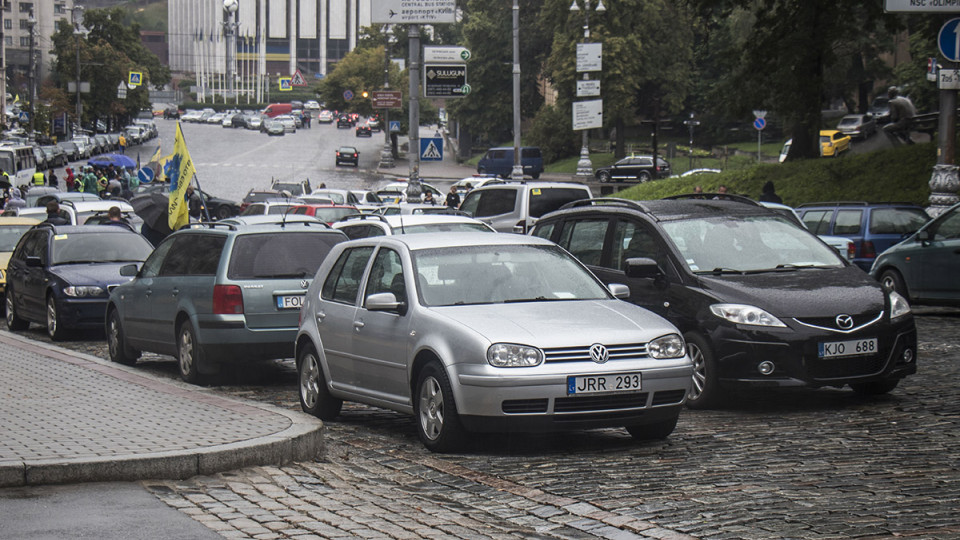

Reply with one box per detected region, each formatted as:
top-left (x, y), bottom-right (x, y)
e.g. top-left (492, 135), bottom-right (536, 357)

top-left (168, 123), bottom-right (196, 230)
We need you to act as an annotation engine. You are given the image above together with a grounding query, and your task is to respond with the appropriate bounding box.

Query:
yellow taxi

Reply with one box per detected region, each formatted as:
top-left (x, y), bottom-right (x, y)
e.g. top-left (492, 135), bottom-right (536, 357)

top-left (0, 216), bottom-right (40, 309)
top-left (819, 130), bottom-right (851, 157)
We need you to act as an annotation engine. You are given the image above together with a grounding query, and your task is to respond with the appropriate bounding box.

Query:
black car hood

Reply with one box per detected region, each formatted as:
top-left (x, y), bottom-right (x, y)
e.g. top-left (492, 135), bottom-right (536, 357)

top-left (50, 262), bottom-right (138, 287)
top-left (696, 265), bottom-right (885, 317)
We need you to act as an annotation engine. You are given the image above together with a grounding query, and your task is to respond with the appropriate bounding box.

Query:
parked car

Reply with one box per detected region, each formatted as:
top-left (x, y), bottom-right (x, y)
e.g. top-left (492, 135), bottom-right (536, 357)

top-left (180, 110), bottom-right (203, 122)
top-left (758, 202), bottom-right (855, 262)
top-left (294, 232), bottom-right (693, 451)
top-left (335, 146), bottom-right (359, 167)
top-left (5, 224), bottom-right (153, 340)
top-left (31, 146), bottom-right (47, 170)
top-left (135, 183), bottom-right (241, 221)
top-left (57, 141), bottom-right (81, 161)
top-left (595, 155), bottom-right (671, 183)
top-left (271, 179), bottom-right (311, 197)
top-left (332, 213), bottom-right (495, 239)
top-left (796, 202), bottom-right (930, 271)
top-left (868, 96), bottom-right (890, 120)
top-left (239, 199), bottom-right (304, 216)
top-left (870, 202), bottom-right (958, 306)
top-left (476, 146), bottom-right (544, 179)
top-left (458, 181), bottom-right (593, 233)
top-left (0, 216), bottom-right (40, 313)
top-left (222, 112), bottom-right (246, 128)
top-left (819, 130), bottom-right (851, 157)
top-left (531, 196), bottom-right (918, 408)
top-left (836, 114), bottom-right (877, 139)
top-left (163, 106), bottom-right (181, 119)
top-left (376, 181), bottom-right (443, 204)
top-left (105, 221), bottom-right (348, 383)
top-left (244, 114), bottom-right (263, 130)
top-left (307, 188), bottom-right (360, 206)
top-left (289, 204), bottom-right (358, 225)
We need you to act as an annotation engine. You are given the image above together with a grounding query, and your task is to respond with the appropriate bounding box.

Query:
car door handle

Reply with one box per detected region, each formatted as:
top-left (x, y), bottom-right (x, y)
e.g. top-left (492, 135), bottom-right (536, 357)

top-left (171, 288), bottom-right (179, 296)
top-left (353, 321), bottom-right (365, 330)
top-left (316, 311), bottom-right (326, 322)
top-left (145, 289), bottom-right (152, 296)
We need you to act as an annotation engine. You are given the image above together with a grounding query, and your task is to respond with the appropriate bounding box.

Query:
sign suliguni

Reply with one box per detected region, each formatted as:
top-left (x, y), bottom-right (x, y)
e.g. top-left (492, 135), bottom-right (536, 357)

top-left (424, 64), bottom-right (469, 98)
top-left (371, 0), bottom-right (457, 24)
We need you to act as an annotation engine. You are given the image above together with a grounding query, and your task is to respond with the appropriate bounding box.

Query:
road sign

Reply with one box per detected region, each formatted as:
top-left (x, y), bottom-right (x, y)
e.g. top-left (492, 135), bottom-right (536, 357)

top-left (128, 71), bottom-right (142, 86)
top-left (424, 65), bottom-right (468, 98)
top-left (420, 138), bottom-right (443, 161)
top-left (753, 117), bottom-right (766, 131)
top-left (117, 81), bottom-right (127, 99)
top-left (389, 121), bottom-right (401, 133)
top-left (940, 18), bottom-right (960, 62)
top-left (278, 77), bottom-right (292, 91)
top-left (372, 90), bottom-right (403, 109)
top-left (576, 43), bottom-right (602, 72)
top-left (940, 68), bottom-right (960, 89)
top-left (577, 80), bottom-right (600, 97)
top-left (371, 0), bottom-right (456, 24)
top-left (424, 46), bottom-right (471, 63)
top-left (18, 111), bottom-right (28, 123)
top-left (572, 99), bottom-right (603, 131)
top-left (343, 89), bottom-right (354, 101)
top-left (290, 69), bottom-right (307, 87)
top-left (885, 0), bottom-right (960, 12)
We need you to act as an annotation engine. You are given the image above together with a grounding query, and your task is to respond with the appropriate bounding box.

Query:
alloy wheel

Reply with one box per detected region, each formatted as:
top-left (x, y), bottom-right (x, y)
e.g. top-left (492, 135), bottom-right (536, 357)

top-left (418, 376), bottom-right (445, 441)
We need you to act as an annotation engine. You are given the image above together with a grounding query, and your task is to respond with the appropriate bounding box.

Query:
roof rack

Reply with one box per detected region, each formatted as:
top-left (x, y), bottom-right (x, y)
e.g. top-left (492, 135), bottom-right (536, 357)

top-left (189, 222), bottom-right (238, 230)
top-left (662, 193), bottom-right (760, 206)
top-left (794, 201), bottom-right (918, 208)
top-left (558, 197), bottom-right (652, 212)
top-left (337, 213), bottom-right (388, 224)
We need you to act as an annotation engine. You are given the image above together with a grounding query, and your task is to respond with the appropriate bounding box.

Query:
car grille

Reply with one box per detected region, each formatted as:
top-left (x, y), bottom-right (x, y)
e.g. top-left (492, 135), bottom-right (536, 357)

top-left (793, 311), bottom-right (883, 333)
top-left (542, 343), bottom-right (648, 363)
top-left (502, 399), bottom-right (548, 414)
top-left (651, 389), bottom-right (686, 406)
top-left (554, 392), bottom-right (649, 412)
top-left (808, 355), bottom-right (886, 379)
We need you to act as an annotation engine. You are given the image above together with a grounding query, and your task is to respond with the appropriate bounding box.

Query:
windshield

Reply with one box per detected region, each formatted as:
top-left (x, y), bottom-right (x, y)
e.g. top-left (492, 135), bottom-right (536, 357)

top-left (311, 207), bottom-right (356, 222)
top-left (661, 215), bottom-right (843, 274)
top-left (0, 225), bottom-right (33, 251)
top-left (413, 244), bottom-right (609, 307)
top-left (398, 222), bottom-right (491, 234)
top-left (52, 232), bottom-right (153, 265)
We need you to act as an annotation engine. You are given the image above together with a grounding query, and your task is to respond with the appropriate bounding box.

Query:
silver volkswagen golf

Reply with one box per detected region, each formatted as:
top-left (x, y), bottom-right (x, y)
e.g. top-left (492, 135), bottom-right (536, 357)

top-left (295, 233), bottom-right (693, 452)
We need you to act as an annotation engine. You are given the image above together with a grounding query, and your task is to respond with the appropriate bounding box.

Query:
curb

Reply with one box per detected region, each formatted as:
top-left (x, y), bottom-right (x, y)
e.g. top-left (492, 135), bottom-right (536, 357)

top-left (0, 331), bottom-right (324, 487)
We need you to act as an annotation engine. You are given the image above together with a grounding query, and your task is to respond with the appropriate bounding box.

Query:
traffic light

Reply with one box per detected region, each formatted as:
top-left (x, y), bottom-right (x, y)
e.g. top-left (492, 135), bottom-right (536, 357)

top-left (362, 91), bottom-right (369, 99)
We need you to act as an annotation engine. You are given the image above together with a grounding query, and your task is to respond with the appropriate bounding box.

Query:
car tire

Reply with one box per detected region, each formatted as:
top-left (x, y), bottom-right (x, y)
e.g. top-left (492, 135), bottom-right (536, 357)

top-left (625, 415), bottom-right (679, 441)
top-left (297, 343), bottom-right (342, 420)
top-left (47, 295), bottom-right (68, 341)
top-left (638, 171), bottom-right (652, 183)
top-left (531, 173), bottom-right (540, 179)
top-left (5, 290), bottom-right (28, 331)
top-left (879, 268), bottom-right (909, 299)
top-left (414, 362), bottom-right (466, 452)
top-left (215, 205), bottom-right (234, 220)
top-left (683, 332), bottom-right (723, 409)
top-left (850, 379), bottom-right (900, 396)
top-left (107, 308), bottom-right (140, 366)
top-left (177, 321), bottom-right (204, 384)
top-left (597, 171), bottom-right (611, 183)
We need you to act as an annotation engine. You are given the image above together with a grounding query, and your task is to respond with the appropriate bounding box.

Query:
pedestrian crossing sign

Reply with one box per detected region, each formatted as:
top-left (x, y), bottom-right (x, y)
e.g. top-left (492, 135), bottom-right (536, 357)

top-left (278, 77), bottom-right (292, 91)
top-left (290, 69), bottom-right (307, 87)
top-left (128, 71), bottom-right (142, 87)
top-left (420, 138), bottom-right (443, 161)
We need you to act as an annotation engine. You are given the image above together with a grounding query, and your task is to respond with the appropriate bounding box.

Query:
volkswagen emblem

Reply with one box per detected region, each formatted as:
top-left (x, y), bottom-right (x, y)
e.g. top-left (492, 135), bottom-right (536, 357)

top-left (589, 343), bottom-right (609, 364)
top-left (300, 280), bottom-right (309, 289)
top-left (836, 314), bottom-right (854, 330)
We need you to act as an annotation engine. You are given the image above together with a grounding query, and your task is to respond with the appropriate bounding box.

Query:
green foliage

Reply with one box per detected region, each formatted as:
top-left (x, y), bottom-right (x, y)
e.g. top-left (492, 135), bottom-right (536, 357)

top-left (123, 0), bottom-right (167, 32)
top-left (526, 104), bottom-right (577, 163)
top-left (612, 143), bottom-right (936, 207)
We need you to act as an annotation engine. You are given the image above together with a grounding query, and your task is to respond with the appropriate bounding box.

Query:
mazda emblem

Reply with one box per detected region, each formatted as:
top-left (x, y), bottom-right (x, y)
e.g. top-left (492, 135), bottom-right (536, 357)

top-left (836, 314), bottom-right (854, 330)
top-left (589, 343), bottom-right (609, 364)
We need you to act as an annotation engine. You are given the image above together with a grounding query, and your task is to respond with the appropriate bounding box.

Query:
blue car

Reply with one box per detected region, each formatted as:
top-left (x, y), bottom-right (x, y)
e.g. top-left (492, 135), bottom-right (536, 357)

top-left (5, 224), bottom-right (153, 340)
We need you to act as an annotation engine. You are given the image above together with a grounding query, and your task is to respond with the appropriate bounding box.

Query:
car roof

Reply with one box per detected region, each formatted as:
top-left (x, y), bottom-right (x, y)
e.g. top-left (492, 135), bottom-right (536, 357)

top-left (0, 216), bottom-right (40, 225)
top-left (37, 224), bottom-right (139, 235)
top-left (470, 181), bottom-right (592, 191)
top-left (333, 213), bottom-right (490, 229)
top-left (540, 197), bottom-right (780, 224)
top-left (217, 215), bottom-right (329, 227)
top-left (63, 200), bottom-right (135, 212)
top-left (347, 231), bottom-right (549, 251)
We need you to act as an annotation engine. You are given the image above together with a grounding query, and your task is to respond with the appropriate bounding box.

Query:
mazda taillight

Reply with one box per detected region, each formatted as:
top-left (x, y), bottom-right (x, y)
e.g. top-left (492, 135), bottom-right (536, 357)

top-left (213, 284), bottom-right (243, 314)
top-left (860, 240), bottom-right (876, 259)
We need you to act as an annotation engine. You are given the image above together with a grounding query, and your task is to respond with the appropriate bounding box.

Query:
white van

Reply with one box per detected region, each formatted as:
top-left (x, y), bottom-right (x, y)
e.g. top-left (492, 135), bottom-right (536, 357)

top-left (0, 144), bottom-right (38, 185)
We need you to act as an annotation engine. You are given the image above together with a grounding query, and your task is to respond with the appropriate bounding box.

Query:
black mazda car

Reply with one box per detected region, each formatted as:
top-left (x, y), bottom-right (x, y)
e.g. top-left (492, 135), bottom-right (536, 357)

top-left (532, 196), bottom-right (917, 408)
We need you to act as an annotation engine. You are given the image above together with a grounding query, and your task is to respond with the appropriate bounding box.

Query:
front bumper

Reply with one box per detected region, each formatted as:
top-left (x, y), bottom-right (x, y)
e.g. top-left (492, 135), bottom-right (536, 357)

top-left (58, 297), bottom-right (110, 330)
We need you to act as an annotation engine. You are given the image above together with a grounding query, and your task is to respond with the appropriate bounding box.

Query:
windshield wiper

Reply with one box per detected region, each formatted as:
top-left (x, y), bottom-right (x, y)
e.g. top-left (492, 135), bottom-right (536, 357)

top-left (54, 260), bottom-right (95, 265)
top-left (695, 267), bottom-right (744, 275)
top-left (504, 296), bottom-right (560, 303)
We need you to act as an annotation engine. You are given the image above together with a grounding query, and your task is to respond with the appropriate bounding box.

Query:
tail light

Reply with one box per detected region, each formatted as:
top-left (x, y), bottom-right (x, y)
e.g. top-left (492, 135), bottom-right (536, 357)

top-left (846, 241), bottom-right (855, 261)
top-left (860, 240), bottom-right (876, 259)
top-left (213, 284), bottom-right (243, 314)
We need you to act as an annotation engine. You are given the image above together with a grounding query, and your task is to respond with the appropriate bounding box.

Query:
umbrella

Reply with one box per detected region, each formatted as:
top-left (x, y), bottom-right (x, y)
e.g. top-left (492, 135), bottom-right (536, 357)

top-left (88, 153), bottom-right (137, 169)
top-left (130, 192), bottom-right (173, 243)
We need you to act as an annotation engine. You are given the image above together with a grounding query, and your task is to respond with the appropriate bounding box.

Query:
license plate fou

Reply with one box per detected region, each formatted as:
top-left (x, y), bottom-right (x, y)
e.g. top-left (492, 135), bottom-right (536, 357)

top-left (276, 295), bottom-right (305, 309)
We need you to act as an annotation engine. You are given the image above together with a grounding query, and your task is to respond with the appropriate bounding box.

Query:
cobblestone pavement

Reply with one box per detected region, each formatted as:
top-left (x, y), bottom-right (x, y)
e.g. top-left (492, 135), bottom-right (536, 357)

top-left (20, 306), bottom-right (960, 539)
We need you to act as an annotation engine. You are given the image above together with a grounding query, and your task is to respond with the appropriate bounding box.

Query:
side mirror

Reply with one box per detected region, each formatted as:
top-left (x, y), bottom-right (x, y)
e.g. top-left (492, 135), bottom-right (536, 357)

top-left (624, 257), bottom-right (662, 279)
top-left (119, 263), bottom-right (139, 277)
top-left (366, 292), bottom-right (407, 315)
top-left (917, 229), bottom-right (933, 244)
top-left (608, 283), bottom-right (630, 299)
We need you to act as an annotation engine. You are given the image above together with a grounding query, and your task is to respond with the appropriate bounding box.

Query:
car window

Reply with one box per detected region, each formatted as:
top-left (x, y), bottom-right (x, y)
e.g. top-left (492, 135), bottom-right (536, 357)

top-left (521, 148), bottom-right (541, 158)
top-left (556, 218), bottom-right (608, 267)
top-left (531, 221), bottom-right (555, 241)
top-left (0, 225), bottom-right (34, 252)
top-left (15, 230), bottom-right (45, 263)
top-left (833, 210), bottom-right (862, 235)
top-left (228, 232), bottom-right (343, 279)
top-left (140, 237), bottom-right (176, 278)
top-left (801, 210), bottom-right (831, 235)
top-left (930, 209), bottom-right (960, 240)
top-left (528, 188), bottom-right (592, 219)
top-left (869, 208), bottom-right (928, 235)
top-left (322, 247), bottom-right (374, 305)
top-left (612, 220), bottom-right (667, 272)
top-left (364, 248), bottom-right (406, 305)
top-left (160, 235), bottom-right (202, 276)
top-left (461, 188), bottom-right (517, 218)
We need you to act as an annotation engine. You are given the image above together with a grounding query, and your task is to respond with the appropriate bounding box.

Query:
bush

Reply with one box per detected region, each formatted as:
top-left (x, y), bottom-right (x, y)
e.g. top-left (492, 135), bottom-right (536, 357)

top-left (527, 104), bottom-right (577, 164)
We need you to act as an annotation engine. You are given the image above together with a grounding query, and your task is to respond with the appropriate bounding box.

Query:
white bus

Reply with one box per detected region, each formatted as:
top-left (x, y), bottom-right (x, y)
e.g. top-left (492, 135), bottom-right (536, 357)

top-left (0, 144), bottom-right (37, 186)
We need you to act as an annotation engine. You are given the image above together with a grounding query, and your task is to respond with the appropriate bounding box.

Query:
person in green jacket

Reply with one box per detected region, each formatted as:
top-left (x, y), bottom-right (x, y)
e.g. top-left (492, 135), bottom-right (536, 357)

top-left (82, 167), bottom-right (99, 195)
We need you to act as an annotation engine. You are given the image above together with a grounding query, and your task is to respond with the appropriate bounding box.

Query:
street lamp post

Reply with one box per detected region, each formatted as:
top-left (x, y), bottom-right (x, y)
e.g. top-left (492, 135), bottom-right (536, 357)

top-left (510, 0), bottom-right (523, 181)
top-left (27, 9), bottom-right (36, 138)
top-left (223, 0), bottom-right (239, 102)
top-left (570, 0), bottom-right (605, 181)
top-left (72, 6), bottom-right (85, 135)
top-left (684, 112), bottom-right (699, 171)
top-left (378, 25), bottom-right (394, 169)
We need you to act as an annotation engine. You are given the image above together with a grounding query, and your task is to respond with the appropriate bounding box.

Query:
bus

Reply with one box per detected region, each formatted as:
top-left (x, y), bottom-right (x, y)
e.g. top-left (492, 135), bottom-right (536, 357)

top-left (0, 144), bottom-right (37, 186)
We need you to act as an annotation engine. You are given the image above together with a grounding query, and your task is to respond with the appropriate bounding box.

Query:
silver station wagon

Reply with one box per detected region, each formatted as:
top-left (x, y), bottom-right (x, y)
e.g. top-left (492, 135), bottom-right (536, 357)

top-left (295, 232), bottom-right (693, 452)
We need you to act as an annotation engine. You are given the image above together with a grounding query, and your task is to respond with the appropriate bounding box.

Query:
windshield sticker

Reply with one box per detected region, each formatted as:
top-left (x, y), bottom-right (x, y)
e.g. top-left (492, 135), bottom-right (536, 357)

top-left (54, 234), bottom-right (68, 241)
top-left (531, 188), bottom-right (542, 196)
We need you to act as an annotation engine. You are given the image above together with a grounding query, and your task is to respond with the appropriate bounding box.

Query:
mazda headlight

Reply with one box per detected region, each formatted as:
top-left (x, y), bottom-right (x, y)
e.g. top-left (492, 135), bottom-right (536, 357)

top-left (63, 286), bottom-right (105, 297)
top-left (710, 304), bottom-right (786, 327)
top-left (889, 291), bottom-right (911, 320)
top-left (487, 343), bottom-right (543, 367)
top-left (648, 334), bottom-right (685, 359)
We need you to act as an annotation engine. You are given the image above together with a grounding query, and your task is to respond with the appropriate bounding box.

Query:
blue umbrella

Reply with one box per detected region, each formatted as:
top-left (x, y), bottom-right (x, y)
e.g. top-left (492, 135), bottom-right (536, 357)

top-left (87, 153), bottom-right (137, 169)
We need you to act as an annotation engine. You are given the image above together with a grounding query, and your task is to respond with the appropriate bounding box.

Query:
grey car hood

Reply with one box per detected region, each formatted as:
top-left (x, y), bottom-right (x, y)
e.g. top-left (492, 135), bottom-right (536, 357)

top-left (431, 299), bottom-right (677, 347)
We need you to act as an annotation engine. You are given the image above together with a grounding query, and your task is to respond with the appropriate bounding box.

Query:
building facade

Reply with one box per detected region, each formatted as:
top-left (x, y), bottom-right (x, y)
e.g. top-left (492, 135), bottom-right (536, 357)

top-left (3, 0), bottom-right (75, 80)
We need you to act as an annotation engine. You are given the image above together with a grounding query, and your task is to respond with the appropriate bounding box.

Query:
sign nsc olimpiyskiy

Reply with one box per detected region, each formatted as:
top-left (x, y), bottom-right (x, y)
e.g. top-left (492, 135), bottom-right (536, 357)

top-left (885, 0), bottom-right (960, 12)
top-left (371, 0), bottom-right (456, 24)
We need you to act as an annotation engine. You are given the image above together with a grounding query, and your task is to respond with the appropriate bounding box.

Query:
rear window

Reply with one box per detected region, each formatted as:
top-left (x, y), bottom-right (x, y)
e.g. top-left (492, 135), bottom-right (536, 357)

top-left (227, 231), bottom-right (345, 279)
top-left (801, 210), bottom-right (831, 235)
top-left (869, 208), bottom-right (929, 235)
top-left (833, 210), bottom-right (863, 235)
top-left (463, 188), bottom-right (518, 217)
top-left (528, 188), bottom-right (592, 219)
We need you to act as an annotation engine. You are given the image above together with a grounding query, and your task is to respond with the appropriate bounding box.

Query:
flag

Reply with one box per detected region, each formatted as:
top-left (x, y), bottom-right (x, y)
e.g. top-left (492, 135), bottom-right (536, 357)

top-left (167, 123), bottom-right (196, 230)
top-left (146, 145), bottom-right (162, 174)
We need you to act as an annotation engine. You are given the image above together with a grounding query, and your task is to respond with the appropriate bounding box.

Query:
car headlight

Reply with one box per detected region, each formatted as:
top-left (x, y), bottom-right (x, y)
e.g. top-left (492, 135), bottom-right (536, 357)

top-left (63, 286), bottom-right (105, 297)
top-left (710, 304), bottom-right (786, 327)
top-left (0, 269), bottom-right (4, 281)
top-left (889, 291), bottom-right (911, 320)
top-left (648, 334), bottom-right (686, 359)
top-left (487, 343), bottom-right (543, 367)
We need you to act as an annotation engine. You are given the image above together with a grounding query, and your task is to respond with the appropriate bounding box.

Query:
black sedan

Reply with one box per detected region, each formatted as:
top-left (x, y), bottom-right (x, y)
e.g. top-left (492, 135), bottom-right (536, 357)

top-left (335, 146), bottom-right (359, 167)
top-left (135, 183), bottom-right (241, 220)
top-left (595, 155), bottom-right (671, 183)
top-left (5, 224), bottom-right (153, 340)
top-left (355, 125), bottom-right (372, 137)
top-left (336, 115), bottom-right (352, 128)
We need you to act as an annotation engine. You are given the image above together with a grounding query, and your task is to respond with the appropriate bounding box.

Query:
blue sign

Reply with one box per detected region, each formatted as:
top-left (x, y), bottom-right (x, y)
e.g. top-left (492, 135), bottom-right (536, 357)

top-left (343, 90), bottom-right (354, 101)
top-left (389, 121), bottom-right (401, 133)
top-left (753, 117), bottom-right (766, 131)
top-left (420, 138), bottom-right (443, 162)
top-left (18, 111), bottom-right (28, 122)
top-left (939, 18), bottom-right (960, 62)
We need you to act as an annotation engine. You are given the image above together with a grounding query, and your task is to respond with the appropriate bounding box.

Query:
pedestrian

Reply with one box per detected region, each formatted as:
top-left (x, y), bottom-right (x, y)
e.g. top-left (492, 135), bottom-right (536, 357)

top-left (44, 201), bottom-right (70, 225)
top-left (4, 187), bottom-right (26, 212)
top-left (758, 181), bottom-right (782, 204)
top-left (106, 175), bottom-right (122, 196)
top-left (693, 185), bottom-right (703, 195)
top-left (97, 169), bottom-right (109, 195)
top-left (423, 190), bottom-right (436, 205)
top-left (881, 86), bottom-right (917, 145)
top-left (64, 167), bottom-right (75, 191)
top-left (126, 168), bottom-right (138, 191)
top-left (713, 185), bottom-right (728, 200)
top-left (118, 133), bottom-right (127, 154)
top-left (48, 170), bottom-right (59, 189)
top-left (82, 167), bottom-right (99, 195)
top-left (445, 185), bottom-right (461, 208)
top-left (32, 169), bottom-right (45, 186)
